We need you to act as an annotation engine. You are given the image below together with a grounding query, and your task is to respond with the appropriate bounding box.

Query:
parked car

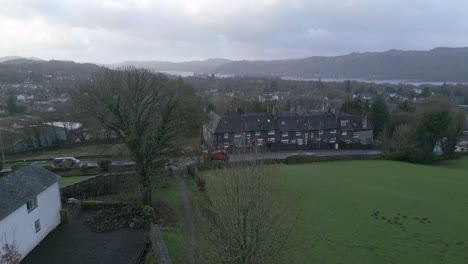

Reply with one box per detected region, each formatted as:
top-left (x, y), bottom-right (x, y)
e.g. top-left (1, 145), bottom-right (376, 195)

top-left (53, 157), bottom-right (81, 169)
top-left (210, 150), bottom-right (229, 161)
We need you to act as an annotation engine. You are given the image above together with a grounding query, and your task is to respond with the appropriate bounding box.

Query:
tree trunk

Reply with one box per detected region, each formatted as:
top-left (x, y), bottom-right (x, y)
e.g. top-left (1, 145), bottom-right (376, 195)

top-left (138, 165), bottom-right (153, 205)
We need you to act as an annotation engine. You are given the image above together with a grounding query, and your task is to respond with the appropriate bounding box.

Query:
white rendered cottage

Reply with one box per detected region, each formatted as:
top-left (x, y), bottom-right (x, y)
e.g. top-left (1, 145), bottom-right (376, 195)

top-left (0, 164), bottom-right (61, 260)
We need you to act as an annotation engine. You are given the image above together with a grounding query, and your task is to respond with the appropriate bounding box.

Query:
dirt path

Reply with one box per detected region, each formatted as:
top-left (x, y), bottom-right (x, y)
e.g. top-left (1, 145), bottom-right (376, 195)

top-left (176, 173), bottom-right (196, 264)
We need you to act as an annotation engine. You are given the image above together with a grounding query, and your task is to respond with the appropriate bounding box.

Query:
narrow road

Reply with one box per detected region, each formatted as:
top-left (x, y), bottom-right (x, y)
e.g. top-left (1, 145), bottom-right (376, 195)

top-left (175, 173), bottom-right (196, 264)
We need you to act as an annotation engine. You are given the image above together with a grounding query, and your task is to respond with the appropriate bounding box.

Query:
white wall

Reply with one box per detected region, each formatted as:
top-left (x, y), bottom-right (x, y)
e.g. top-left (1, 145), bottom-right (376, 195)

top-left (0, 182), bottom-right (61, 260)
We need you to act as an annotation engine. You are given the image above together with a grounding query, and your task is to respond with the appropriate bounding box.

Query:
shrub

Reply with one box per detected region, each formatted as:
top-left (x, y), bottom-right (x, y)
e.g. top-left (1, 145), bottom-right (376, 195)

top-left (98, 160), bottom-right (112, 172)
top-left (1, 241), bottom-right (21, 264)
top-left (11, 162), bottom-right (28, 171)
top-left (41, 164), bottom-right (54, 171)
top-left (80, 163), bottom-right (89, 172)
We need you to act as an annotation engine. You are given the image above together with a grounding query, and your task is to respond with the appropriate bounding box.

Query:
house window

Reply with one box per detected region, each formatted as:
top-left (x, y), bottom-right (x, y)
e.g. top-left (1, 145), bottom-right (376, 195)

top-left (255, 131), bottom-right (261, 137)
top-left (35, 219), bottom-right (41, 233)
top-left (267, 130), bottom-right (275, 136)
top-left (281, 139), bottom-right (289, 144)
top-left (282, 132), bottom-right (288, 138)
top-left (268, 137), bottom-right (275, 143)
top-left (319, 130), bottom-right (324, 135)
top-left (330, 129), bottom-right (337, 134)
top-left (353, 132), bottom-right (359, 138)
top-left (223, 142), bottom-right (229, 149)
top-left (223, 133), bottom-right (229, 139)
top-left (297, 139), bottom-right (303, 145)
top-left (310, 132), bottom-right (313, 139)
top-left (330, 138), bottom-right (337, 143)
top-left (290, 139), bottom-right (297, 144)
top-left (27, 197), bottom-right (38, 213)
top-left (341, 120), bottom-right (347, 126)
top-left (295, 131), bottom-right (301, 137)
top-left (234, 132), bottom-right (242, 138)
top-left (257, 138), bottom-right (264, 146)
top-left (342, 131), bottom-right (347, 136)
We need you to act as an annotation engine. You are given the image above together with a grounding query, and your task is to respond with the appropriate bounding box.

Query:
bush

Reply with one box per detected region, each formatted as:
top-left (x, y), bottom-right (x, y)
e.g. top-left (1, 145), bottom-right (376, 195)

top-left (195, 161), bottom-right (225, 171)
top-left (41, 164), bottom-right (54, 171)
top-left (11, 162), bottom-right (28, 171)
top-left (98, 160), bottom-right (112, 172)
top-left (80, 163), bottom-right (89, 172)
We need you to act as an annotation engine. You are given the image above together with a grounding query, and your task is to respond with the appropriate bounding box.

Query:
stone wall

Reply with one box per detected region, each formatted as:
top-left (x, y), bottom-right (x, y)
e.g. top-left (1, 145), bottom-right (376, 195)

top-left (60, 172), bottom-right (138, 199)
top-left (150, 224), bottom-right (172, 264)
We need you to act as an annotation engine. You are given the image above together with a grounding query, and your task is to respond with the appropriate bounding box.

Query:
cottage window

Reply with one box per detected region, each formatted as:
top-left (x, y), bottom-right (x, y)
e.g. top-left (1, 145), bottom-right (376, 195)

top-left (341, 120), bottom-right (347, 126)
top-left (223, 133), bottom-right (229, 139)
top-left (295, 131), bottom-right (301, 137)
top-left (330, 129), bottom-right (337, 134)
top-left (353, 132), bottom-right (359, 138)
top-left (342, 131), bottom-right (347, 136)
top-left (282, 132), bottom-right (288, 138)
top-left (27, 197), bottom-right (38, 213)
top-left (267, 130), bottom-right (275, 136)
top-left (257, 138), bottom-right (264, 146)
top-left (319, 130), bottom-right (324, 135)
top-left (35, 219), bottom-right (41, 233)
top-left (255, 131), bottom-right (261, 136)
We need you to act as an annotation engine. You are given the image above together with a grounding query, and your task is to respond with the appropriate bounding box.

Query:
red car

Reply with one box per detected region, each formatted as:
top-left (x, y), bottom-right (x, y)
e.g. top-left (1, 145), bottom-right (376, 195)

top-left (210, 150), bottom-right (229, 161)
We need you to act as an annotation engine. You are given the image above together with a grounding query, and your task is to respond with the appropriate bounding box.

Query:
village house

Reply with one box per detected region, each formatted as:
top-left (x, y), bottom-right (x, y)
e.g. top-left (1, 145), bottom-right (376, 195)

top-left (204, 111), bottom-right (373, 150)
top-left (0, 165), bottom-right (62, 261)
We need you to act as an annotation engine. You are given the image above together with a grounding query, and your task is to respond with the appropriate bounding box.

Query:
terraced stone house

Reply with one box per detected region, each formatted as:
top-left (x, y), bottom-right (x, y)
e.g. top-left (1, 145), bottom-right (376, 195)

top-left (203, 111), bottom-right (373, 150)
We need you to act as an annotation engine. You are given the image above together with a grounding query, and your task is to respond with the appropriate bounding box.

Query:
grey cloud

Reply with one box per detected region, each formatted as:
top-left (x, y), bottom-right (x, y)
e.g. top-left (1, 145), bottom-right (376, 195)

top-left (3, 0), bottom-right (468, 63)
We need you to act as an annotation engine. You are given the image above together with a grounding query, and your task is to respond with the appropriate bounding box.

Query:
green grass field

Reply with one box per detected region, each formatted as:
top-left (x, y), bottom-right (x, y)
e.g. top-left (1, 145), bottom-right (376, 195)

top-left (204, 156), bottom-right (468, 263)
top-left (59, 176), bottom-right (93, 186)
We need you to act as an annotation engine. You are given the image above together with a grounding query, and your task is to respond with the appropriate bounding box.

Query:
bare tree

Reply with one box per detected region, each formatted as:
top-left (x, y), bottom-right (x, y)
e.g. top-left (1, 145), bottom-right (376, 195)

top-left (197, 163), bottom-right (294, 264)
top-left (73, 67), bottom-right (180, 204)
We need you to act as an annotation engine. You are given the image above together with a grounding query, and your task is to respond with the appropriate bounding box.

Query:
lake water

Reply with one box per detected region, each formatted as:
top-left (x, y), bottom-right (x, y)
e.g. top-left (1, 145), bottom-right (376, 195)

top-left (158, 70), bottom-right (467, 86)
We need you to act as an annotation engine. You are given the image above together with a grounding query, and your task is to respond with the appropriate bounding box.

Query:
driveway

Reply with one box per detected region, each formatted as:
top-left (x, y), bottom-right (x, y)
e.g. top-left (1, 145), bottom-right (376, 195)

top-left (22, 210), bottom-right (146, 264)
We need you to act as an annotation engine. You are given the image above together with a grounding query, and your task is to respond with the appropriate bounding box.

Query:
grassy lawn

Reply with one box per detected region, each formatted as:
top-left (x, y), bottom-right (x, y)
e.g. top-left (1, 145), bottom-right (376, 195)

top-left (203, 156), bottom-right (468, 263)
top-left (59, 176), bottom-right (93, 186)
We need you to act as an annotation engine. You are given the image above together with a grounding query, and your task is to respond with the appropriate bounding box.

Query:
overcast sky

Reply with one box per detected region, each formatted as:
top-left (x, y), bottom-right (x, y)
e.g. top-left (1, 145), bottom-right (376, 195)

top-left (1, 0), bottom-right (467, 63)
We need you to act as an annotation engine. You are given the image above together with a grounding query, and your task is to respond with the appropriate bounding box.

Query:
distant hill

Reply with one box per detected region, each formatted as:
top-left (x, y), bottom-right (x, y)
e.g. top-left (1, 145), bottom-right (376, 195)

top-left (110, 58), bottom-right (231, 74)
top-left (213, 47), bottom-right (468, 82)
top-left (0, 56), bottom-right (43, 62)
top-left (0, 59), bottom-right (102, 83)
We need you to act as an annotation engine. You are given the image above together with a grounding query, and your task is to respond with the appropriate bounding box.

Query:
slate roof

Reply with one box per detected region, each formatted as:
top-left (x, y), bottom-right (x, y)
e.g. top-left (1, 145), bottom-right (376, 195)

top-left (337, 113), bottom-right (373, 131)
top-left (214, 113), bottom-right (278, 133)
top-left (0, 164), bottom-right (60, 221)
top-left (205, 112), bottom-right (221, 133)
top-left (209, 112), bottom-right (373, 134)
top-left (277, 113), bottom-right (338, 132)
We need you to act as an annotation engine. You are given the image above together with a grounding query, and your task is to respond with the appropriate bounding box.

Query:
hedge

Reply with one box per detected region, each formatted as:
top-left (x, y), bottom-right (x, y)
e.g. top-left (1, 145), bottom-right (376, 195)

top-left (285, 154), bottom-right (382, 164)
